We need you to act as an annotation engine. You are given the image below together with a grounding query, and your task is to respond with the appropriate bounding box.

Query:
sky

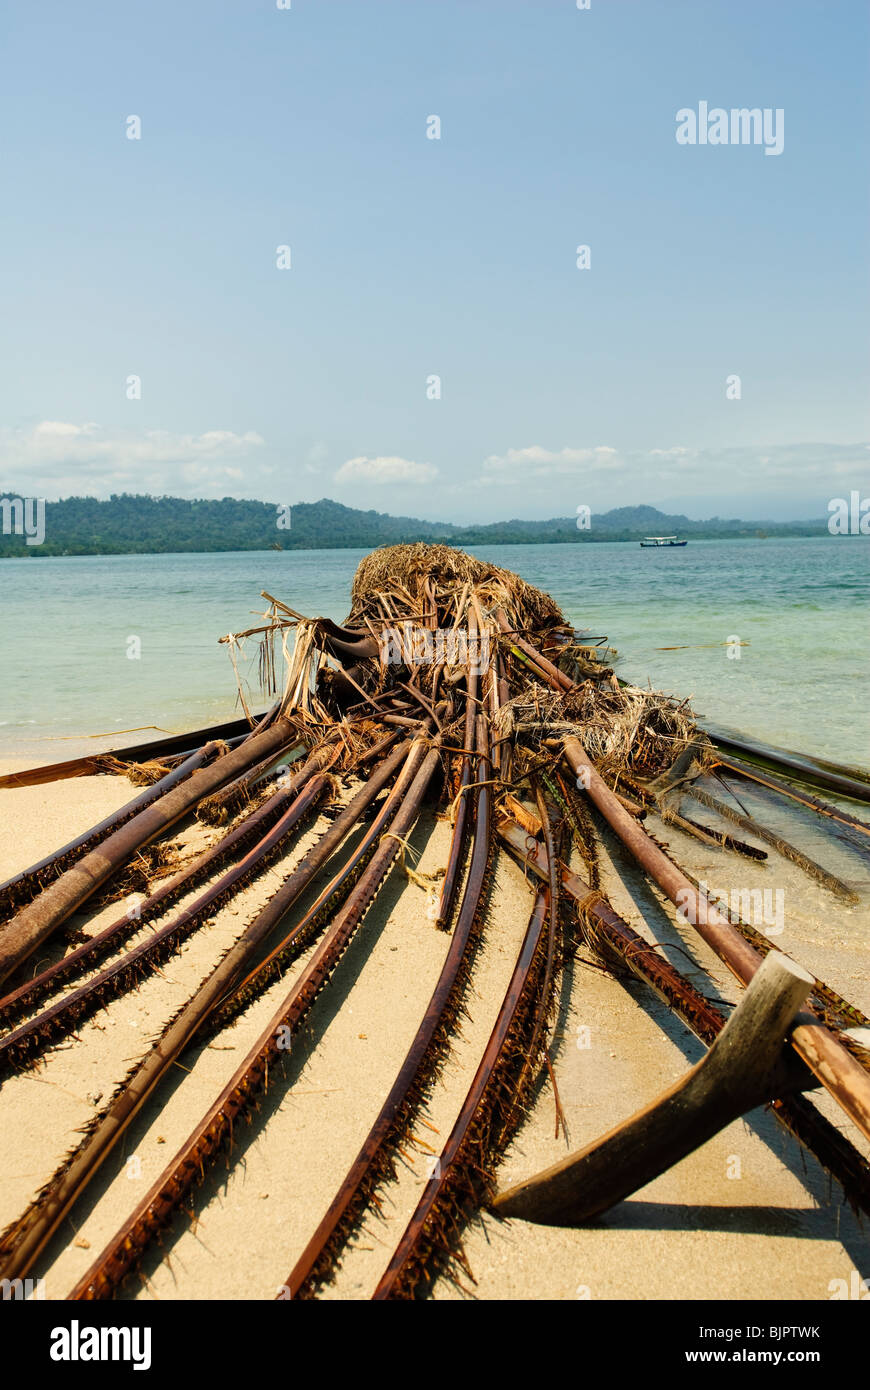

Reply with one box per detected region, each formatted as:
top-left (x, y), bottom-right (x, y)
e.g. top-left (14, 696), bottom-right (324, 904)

top-left (1, 0), bottom-right (868, 523)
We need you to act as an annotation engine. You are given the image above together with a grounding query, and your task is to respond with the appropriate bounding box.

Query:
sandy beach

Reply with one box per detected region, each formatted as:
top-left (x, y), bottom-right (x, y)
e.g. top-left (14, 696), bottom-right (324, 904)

top-left (1, 751), bottom-right (867, 1302)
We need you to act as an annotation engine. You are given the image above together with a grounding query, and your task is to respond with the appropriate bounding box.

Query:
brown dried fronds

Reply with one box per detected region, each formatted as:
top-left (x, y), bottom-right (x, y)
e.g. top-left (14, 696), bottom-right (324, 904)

top-left (349, 544), bottom-right (564, 631)
top-left (554, 642), bottom-right (613, 683)
top-left (96, 756), bottom-right (175, 787)
top-left (500, 676), bottom-right (699, 784)
top-left (92, 842), bottom-right (186, 907)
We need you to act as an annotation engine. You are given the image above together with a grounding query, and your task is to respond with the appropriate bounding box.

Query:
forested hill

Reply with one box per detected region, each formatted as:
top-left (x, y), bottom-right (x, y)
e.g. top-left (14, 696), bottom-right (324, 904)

top-left (0, 493), bottom-right (827, 557)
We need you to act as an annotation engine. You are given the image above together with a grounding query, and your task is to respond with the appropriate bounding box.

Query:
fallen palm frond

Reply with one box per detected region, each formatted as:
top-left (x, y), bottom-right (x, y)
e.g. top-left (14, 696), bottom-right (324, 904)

top-left (497, 818), bottom-right (870, 1218)
top-left (285, 712), bottom-right (496, 1299)
top-left (0, 541), bottom-right (866, 1302)
top-left (0, 774), bottom-right (331, 1077)
top-left (681, 780), bottom-right (859, 902)
top-left (67, 739), bottom-right (442, 1298)
top-left (0, 726), bottom-right (307, 989)
top-left (195, 738), bottom-right (304, 824)
top-left (710, 753), bottom-right (870, 844)
top-left (372, 888), bottom-right (553, 1299)
top-left (0, 763), bottom-right (329, 1028)
top-left (561, 736), bottom-right (870, 1140)
top-left (0, 743), bottom-right (220, 925)
top-left (703, 724), bottom-right (870, 804)
top-left (0, 714), bottom-right (272, 791)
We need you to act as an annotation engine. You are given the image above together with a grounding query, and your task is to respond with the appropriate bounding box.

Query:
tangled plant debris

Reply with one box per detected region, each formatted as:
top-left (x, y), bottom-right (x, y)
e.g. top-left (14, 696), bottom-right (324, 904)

top-left (1, 543), bottom-right (869, 1301)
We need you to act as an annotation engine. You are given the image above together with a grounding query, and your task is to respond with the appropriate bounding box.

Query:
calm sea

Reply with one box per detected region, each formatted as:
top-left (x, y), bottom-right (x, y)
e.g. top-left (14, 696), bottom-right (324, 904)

top-left (0, 538), bottom-right (867, 770)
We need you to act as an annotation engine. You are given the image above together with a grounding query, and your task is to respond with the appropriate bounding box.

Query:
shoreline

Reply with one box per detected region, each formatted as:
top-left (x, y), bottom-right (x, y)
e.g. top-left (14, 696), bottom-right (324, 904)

top-left (0, 533), bottom-right (849, 562)
top-left (4, 704), bottom-right (870, 783)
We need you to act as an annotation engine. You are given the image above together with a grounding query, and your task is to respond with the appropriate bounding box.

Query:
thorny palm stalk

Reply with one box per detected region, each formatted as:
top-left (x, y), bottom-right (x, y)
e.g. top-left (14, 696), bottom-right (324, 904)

top-left (0, 757), bottom-right (320, 1029)
top-left (561, 736), bottom-right (870, 1141)
top-left (435, 608), bottom-right (479, 929)
top-left (0, 739), bottom-right (419, 1287)
top-left (68, 737), bottom-right (442, 1298)
top-left (498, 817), bottom-right (870, 1217)
top-left (0, 772), bottom-right (331, 1076)
top-left (285, 711), bottom-right (495, 1299)
top-left (0, 718), bottom-right (303, 988)
top-left (372, 888), bottom-right (552, 1300)
top-left (0, 742), bottom-right (219, 924)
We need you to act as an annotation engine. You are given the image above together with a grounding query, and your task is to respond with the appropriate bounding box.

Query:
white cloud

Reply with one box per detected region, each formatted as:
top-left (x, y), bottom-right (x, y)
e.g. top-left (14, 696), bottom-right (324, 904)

top-left (482, 445), bottom-right (621, 479)
top-left (471, 442), bottom-right (870, 494)
top-left (0, 422), bottom-right (266, 498)
top-left (33, 420), bottom-right (99, 438)
top-left (2, 424), bottom-right (865, 515)
top-left (336, 455), bottom-right (438, 485)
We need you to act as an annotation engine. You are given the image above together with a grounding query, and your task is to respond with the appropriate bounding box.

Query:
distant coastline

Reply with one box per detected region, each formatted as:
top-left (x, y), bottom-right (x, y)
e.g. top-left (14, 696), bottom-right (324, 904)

top-left (0, 493), bottom-right (833, 559)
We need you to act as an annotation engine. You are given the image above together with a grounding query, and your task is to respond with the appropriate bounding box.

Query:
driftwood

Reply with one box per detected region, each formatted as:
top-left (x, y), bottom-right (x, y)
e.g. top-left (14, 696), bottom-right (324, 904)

top-left (497, 817), bottom-right (870, 1215)
top-left (704, 724), bottom-right (870, 804)
top-left (493, 953), bottom-right (816, 1225)
top-left (562, 736), bottom-right (870, 1142)
top-left (0, 713), bottom-right (274, 790)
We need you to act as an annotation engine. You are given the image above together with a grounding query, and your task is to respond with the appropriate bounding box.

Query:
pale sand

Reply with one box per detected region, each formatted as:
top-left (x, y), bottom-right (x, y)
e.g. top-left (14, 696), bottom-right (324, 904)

top-left (0, 763), bottom-right (868, 1301)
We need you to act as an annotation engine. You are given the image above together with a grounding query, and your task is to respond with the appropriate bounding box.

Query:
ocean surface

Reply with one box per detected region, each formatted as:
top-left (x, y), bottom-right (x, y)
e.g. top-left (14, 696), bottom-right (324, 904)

top-left (0, 538), bottom-right (867, 770)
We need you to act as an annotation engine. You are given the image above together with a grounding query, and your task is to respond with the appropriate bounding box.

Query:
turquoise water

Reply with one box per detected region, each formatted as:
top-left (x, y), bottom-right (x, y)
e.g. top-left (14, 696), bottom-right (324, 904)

top-left (0, 538), bottom-right (867, 769)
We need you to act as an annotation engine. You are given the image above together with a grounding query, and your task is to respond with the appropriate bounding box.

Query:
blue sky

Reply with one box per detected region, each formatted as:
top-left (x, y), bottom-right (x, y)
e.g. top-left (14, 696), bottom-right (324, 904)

top-left (1, 0), bottom-right (867, 522)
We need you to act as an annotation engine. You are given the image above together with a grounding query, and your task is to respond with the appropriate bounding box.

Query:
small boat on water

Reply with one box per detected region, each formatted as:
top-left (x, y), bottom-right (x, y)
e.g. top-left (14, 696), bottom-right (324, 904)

top-left (639, 535), bottom-right (688, 548)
